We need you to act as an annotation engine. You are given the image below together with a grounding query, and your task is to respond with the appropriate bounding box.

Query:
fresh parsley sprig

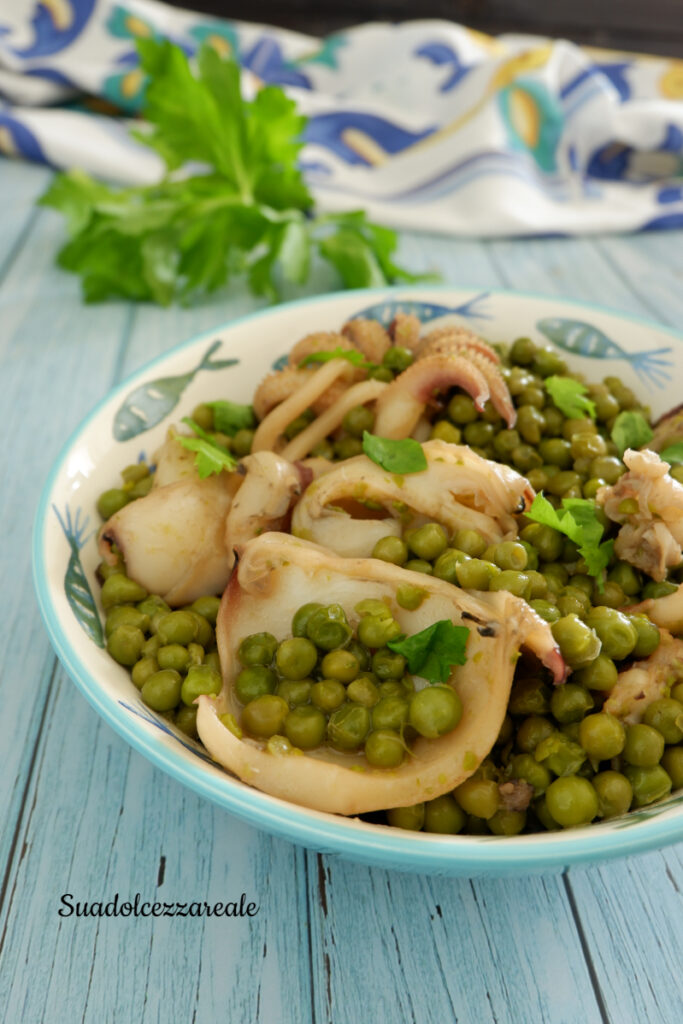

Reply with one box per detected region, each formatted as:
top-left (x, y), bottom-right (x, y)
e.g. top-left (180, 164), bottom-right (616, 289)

top-left (362, 432), bottom-right (428, 474)
top-left (39, 39), bottom-right (427, 305)
top-left (526, 493), bottom-right (613, 581)
top-left (177, 416), bottom-right (238, 478)
top-left (545, 376), bottom-right (596, 421)
top-left (388, 620), bottom-right (469, 684)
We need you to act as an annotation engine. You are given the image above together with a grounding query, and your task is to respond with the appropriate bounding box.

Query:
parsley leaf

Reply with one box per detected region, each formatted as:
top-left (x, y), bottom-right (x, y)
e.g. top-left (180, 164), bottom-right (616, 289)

top-left (388, 620), bottom-right (469, 684)
top-left (545, 376), bottom-right (596, 420)
top-left (526, 493), bottom-right (613, 580)
top-left (362, 432), bottom-right (428, 474)
top-left (611, 411), bottom-right (654, 456)
top-left (208, 400), bottom-right (255, 435)
top-left (40, 39), bottom-right (426, 305)
top-left (299, 348), bottom-right (370, 369)
top-left (177, 416), bottom-right (237, 478)
top-left (659, 442), bottom-right (683, 466)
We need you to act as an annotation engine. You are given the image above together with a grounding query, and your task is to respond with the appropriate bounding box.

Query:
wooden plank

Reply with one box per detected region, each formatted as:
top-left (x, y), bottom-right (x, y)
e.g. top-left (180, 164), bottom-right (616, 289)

top-left (566, 847), bottom-right (683, 1024)
top-left (0, 172), bottom-right (134, 885)
top-left (306, 853), bottom-right (604, 1024)
top-left (0, 158), bottom-right (52, 281)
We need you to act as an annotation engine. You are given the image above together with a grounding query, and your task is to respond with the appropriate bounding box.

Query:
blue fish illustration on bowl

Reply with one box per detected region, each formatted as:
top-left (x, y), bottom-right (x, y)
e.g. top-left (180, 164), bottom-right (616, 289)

top-left (53, 504), bottom-right (103, 647)
top-left (350, 292), bottom-right (492, 328)
top-left (113, 340), bottom-right (238, 441)
top-left (537, 317), bottom-right (673, 388)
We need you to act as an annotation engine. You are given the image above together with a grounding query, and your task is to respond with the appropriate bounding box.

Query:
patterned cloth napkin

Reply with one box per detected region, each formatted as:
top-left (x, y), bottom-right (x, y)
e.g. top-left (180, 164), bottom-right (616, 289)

top-left (1, 0), bottom-right (682, 236)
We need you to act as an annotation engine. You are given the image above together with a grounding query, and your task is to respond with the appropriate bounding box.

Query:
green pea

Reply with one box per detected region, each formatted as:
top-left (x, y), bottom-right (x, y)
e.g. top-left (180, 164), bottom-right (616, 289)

top-left (387, 804), bottom-right (425, 830)
top-left (550, 683), bottom-right (594, 724)
top-left (328, 703), bottom-right (371, 751)
top-left (234, 665), bottom-right (277, 704)
top-left (623, 723), bottom-right (665, 768)
top-left (372, 697), bottom-right (410, 731)
top-left (141, 669), bottom-right (182, 712)
top-left (237, 632), bottom-right (276, 668)
top-left (517, 405), bottom-right (545, 445)
top-left (516, 714), bottom-right (555, 753)
top-left (574, 654), bottom-right (618, 692)
top-left (430, 420), bottom-right (462, 444)
top-left (357, 615), bottom-right (402, 648)
top-left (521, 522), bottom-right (564, 562)
top-left (175, 705), bottom-right (198, 739)
top-left (372, 535), bottom-right (408, 565)
top-left (592, 770), bottom-right (632, 818)
top-left (364, 729), bottom-right (405, 767)
top-left (489, 809), bottom-right (527, 835)
top-left (105, 605), bottom-right (151, 638)
top-left (347, 677), bottom-right (381, 708)
top-left (606, 562), bottom-right (640, 598)
top-left (284, 410), bottom-right (314, 441)
top-left (305, 605), bottom-right (352, 651)
top-left (542, 406), bottom-right (565, 437)
top-left (584, 607), bottom-right (637, 661)
top-left (543, 563), bottom-right (570, 595)
top-left (311, 679), bottom-right (346, 713)
top-left (409, 685), bottom-right (462, 739)
top-left (464, 421), bottom-right (495, 448)
top-left (551, 614), bottom-right (601, 669)
top-left (334, 436), bottom-right (363, 460)
top-left (276, 637), bottom-right (318, 679)
top-left (107, 624), bottom-right (145, 666)
top-left (454, 778), bottom-right (501, 820)
top-left (128, 476), bottom-right (154, 500)
top-left (423, 795), bottom-right (465, 834)
top-left (342, 404), bottom-right (375, 438)
top-left (311, 439), bottom-right (335, 460)
top-left (181, 664), bottom-right (222, 705)
top-left (624, 764), bottom-right (672, 807)
top-left (672, 682), bottom-right (683, 704)
top-left (448, 393), bottom-right (478, 424)
top-left (661, 748), bottom-right (683, 789)
top-left (406, 523), bottom-right (448, 561)
top-left (276, 679), bottom-right (313, 708)
top-left (368, 365), bottom-right (393, 383)
top-left (396, 583), bottom-right (427, 610)
top-left (628, 615), bottom-right (661, 659)
top-left (131, 655), bottom-right (159, 690)
top-left (511, 444), bottom-right (543, 473)
top-left (578, 713), bottom-right (626, 760)
top-left (185, 611), bottom-right (213, 649)
top-left (158, 643), bottom-right (191, 673)
top-left (433, 548), bottom-right (469, 583)
top-left (508, 677), bottom-right (550, 716)
top-left (643, 698), bottom-right (683, 744)
top-left (529, 599), bottom-right (561, 624)
top-left (101, 574), bottom-right (148, 610)
top-left (493, 428), bottom-right (520, 460)
top-left (382, 346), bottom-right (414, 372)
top-left (545, 777), bottom-right (598, 827)
top-left (510, 753), bottom-right (551, 795)
top-left (642, 580), bottom-right (678, 600)
top-left (451, 529), bottom-right (486, 558)
top-left (97, 559), bottom-right (125, 582)
top-left (546, 470), bottom-right (583, 498)
top-left (292, 602), bottom-right (324, 638)
top-left (187, 643), bottom-right (204, 667)
top-left (141, 634), bottom-right (160, 658)
top-left (492, 541), bottom-right (528, 572)
top-left (489, 570), bottom-right (531, 599)
top-left (156, 610), bottom-right (198, 646)
top-left (318, 650), bottom-right (357, 683)
top-left (534, 796), bottom-right (561, 831)
top-left (455, 558), bottom-right (500, 591)
top-left (204, 650), bottom-right (221, 673)
top-left (190, 402), bottom-right (214, 431)
top-left (97, 488), bottom-right (130, 520)
top-left (284, 706), bottom-right (327, 749)
top-left (232, 428), bottom-right (254, 457)
top-left (538, 438), bottom-right (573, 469)
top-left (242, 695), bottom-right (289, 738)
top-left (557, 586), bottom-right (591, 618)
top-left (372, 649), bottom-right (406, 680)
top-left (535, 732), bottom-right (586, 776)
top-left (533, 348), bottom-right (567, 378)
top-left (136, 595), bottom-right (169, 617)
top-left (510, 336), bottom-right (537, 365)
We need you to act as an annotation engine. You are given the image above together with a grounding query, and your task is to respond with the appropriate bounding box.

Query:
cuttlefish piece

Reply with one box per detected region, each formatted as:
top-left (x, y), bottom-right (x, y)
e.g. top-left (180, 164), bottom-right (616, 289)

top-left (281, 379), bottom-right (387, 463)
top-left (253, 366), bottom-right (314, 422)
top-left (224, 452), bottom-right (301, 554)
top-left (151, 434), bottom-right (199, 488)
top-left (630, 583), bottom-right (683, 635)
top-left (99, 474), bottom-right (237, 607)
top-left (196, 533), bottom-right (564, 815)
top-left (416, 326), bottom-right (500, 364)
top-left (252, 359), bottom-right (354, 453)
top-left (341, 318), bottom-right (391, 362)
top-left (373, 354), bottom-right (492, 439)
top-left (291, 439), bottom-right (533, 556)
top-left (597, 448), bottom-right (683, 581)
top-left (603, 631), bottom-right (683, 724)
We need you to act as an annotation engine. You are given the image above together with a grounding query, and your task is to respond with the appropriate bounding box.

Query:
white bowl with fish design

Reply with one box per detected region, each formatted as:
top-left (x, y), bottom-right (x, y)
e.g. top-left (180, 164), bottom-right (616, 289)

top-left (33, 286), bottom-right (683, 876)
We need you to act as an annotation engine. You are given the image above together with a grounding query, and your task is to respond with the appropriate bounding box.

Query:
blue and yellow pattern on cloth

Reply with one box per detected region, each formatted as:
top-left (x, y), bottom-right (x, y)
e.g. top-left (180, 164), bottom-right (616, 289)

top-left (0, 0), bottom-right (681, 235)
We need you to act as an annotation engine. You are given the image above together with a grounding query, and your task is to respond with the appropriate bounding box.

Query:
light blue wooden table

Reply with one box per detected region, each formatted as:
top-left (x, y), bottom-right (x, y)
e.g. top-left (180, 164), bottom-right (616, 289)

top-left (1, 155), bottom-right (682, 1024)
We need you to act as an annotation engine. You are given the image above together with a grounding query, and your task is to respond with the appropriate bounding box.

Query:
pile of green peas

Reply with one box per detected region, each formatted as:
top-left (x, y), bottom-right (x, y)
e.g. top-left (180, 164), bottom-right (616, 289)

top-left (95, 326), bottom-right (683, 835)
top-left (97, 552), bottom-right (222, 738)
top-left (228, 598), bottom-right (463, 767)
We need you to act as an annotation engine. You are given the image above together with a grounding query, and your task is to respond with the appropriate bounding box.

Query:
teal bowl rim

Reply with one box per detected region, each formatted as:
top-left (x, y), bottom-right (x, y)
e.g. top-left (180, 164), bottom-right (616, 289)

top-left (32, 284), bottom-right (683, 875)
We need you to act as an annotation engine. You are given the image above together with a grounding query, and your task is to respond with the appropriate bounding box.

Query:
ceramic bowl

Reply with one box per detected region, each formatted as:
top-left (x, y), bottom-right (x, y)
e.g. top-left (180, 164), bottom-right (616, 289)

top-left (33, 286), bottom-right (683, 876)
